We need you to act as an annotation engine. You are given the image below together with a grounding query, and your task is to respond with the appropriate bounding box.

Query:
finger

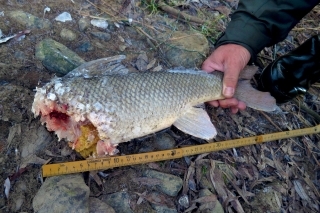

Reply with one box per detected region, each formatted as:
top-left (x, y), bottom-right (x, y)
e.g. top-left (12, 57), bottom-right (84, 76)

top-left (206, 100), bottom-right (219, 107)
top-left (230, 106), bottom-right (239, 114)
top-left (222, 68), bottom-right (241, 98)
top-left (237, 101), bottom-right (247, 110)
top-left (217, 98), bottom-right (239, 108)
top-left (201, 53), bottom-right (223, 73)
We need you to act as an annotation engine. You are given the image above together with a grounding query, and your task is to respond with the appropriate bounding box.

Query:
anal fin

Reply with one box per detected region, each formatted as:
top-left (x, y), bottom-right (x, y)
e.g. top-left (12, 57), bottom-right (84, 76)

top-left (173, 107), bottom-right (217, 140)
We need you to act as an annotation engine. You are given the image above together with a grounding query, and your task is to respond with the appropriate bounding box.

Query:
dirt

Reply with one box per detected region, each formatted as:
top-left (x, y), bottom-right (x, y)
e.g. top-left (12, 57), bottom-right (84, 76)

top-left (0, 0), bottom-right (320, 212)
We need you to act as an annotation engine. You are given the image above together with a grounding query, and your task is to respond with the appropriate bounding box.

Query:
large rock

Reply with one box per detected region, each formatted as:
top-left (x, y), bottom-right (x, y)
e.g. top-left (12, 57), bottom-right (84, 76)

top-left (143, 170), bottom-right (183, 196)
top-left (243, 185), bottom-right (282, 213)
top-left (160, 31), bottom-right (209, 68)
top-left (35, 38), bottom-right (85, 75)
top-left (89, 197), bottom-right (115, 213)
top-left (32, 174), bottom-right (90, 213)
top-left (8, 10), bottom-right (52, 29)
top-left (198, 189), bottom-right (224, 213)
top-left (101, 191), bottom-right (134, 213)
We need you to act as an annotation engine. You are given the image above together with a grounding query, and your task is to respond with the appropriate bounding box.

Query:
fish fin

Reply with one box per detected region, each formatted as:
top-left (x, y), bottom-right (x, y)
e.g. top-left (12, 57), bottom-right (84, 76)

top-left (238, 65), bottom-right (259, 80)
top-left (173, 107), bottom-right (217, 140)
top-left (235, 80), bottom-right (277, 112)
top-left (65, 55), bottom-right (129, 77)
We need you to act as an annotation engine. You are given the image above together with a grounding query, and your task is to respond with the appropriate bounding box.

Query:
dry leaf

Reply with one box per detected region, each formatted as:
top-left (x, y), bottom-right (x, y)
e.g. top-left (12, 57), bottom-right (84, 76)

top-left (209, 160), bottom-right (227, 200)
top-left (227, 190), bottom-right (245, 213)
top-left (9, 167), bottom-right (28, 181)
top-left (4, 177), bottom-right (10, 198)
top-left (249, 176), bottom-right (276, 191)
top-left (146, 58), bottom-right (156, 70)
top-left (293, 180), bottom-right (310, 201)
top-left (90, 171), bottom-right (103, 186)
top-left (135, 192), bottom-right (174, 208)
top-left (192, 194), bottom-right (217, 204)
top-left (152, 65), bottom-right (163, 72)
top-left (136, 191), bottom-right (147, 205)
top-left (214, 5), bottom-right (231, 16)
top-left (132, 177), bottom-right (162, 186)
top-left (147, 162), bottom-right (162, 170)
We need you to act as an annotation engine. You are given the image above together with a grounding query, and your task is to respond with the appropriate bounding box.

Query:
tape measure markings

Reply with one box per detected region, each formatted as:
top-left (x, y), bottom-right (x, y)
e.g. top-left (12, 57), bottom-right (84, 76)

top-left (42, 124), bottom-right (320, 177)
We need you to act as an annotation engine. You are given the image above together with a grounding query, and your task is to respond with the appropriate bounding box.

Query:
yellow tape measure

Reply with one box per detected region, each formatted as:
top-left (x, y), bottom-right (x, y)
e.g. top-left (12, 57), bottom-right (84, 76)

top-left (42, 124), bottom-right (320, 177)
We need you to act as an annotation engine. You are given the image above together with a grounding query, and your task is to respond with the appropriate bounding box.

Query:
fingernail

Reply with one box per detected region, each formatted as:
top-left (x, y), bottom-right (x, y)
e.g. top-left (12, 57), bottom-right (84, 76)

top-left (224, 87), bottom-right (234, 97)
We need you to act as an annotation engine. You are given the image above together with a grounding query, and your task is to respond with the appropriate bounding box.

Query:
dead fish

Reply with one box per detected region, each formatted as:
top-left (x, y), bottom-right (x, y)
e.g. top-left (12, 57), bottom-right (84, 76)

top-left (32, 55), bottom-right (276, 156)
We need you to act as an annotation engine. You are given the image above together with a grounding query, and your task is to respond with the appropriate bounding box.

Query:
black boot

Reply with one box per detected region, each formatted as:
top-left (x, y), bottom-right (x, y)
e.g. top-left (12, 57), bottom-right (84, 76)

top-left (259, 34), bottom-right (320, 103)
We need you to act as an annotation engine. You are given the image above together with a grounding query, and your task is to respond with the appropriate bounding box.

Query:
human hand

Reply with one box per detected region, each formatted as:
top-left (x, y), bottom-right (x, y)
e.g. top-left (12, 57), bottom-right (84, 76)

top-left (202, 44), bottom-right (251, 113)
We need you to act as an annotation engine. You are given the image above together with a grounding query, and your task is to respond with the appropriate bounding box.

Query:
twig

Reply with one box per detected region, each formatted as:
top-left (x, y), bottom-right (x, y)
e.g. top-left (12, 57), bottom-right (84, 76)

top-left (293, 99), bottom-right (320, 123)
top-left (158, 1), bottom-right (208, 25)
top-left (260, 111), bottom-right (282, 131)
top-left (292, 27), bottom-right (320, 31)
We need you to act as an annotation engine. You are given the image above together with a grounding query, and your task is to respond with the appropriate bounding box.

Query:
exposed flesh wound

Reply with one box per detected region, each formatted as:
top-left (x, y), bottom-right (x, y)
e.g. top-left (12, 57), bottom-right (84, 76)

top-left (33, 94), bottom-right (114, 157)
top-left (34, 98), bottom-right (81, 142)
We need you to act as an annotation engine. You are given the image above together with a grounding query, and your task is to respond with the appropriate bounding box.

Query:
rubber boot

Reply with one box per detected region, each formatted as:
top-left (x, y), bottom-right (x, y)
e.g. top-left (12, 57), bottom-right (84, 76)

top-left (259, 34), bottom-right (320, 103)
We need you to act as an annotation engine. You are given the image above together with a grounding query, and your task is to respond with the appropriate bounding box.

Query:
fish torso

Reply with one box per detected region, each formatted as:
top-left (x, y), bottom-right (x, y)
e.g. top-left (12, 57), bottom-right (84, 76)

top-left (32, 55), bottom-right (276, 156)
top-left (35, 70), bottom-right (223, 143)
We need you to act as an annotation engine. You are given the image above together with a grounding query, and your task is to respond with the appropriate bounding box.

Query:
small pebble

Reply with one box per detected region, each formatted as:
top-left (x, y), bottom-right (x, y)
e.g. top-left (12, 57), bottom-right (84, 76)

top-left (55, 12), bottom-right (72, 22)
top-left (78, 18), bottom-right (90, 32)
top-left (90, 31), bottom-right (111, 42)
top-left (60, 28), bottom-right (77, 41)
top-left (91, 19), bottom-right (108, 29)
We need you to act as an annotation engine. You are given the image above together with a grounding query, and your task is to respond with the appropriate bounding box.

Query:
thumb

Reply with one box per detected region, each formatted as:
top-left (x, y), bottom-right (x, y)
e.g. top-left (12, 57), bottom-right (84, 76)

top-left (222, 66), bottom-right (241, 98)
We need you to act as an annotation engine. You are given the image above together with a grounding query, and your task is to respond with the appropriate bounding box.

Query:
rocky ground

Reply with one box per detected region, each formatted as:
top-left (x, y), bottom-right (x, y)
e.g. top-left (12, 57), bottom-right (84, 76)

top-left (0, 0), bottom-right (320, 213)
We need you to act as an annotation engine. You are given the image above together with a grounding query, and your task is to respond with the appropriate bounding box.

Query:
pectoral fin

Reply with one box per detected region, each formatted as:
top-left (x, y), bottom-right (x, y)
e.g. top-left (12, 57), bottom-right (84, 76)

top-left (173, 107), bottom-right (217, 140)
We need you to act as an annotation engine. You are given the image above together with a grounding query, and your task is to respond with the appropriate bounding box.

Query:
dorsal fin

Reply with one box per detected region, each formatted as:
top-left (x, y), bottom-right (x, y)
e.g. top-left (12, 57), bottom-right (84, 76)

top-left (65, 55), bottom-right (128, 78)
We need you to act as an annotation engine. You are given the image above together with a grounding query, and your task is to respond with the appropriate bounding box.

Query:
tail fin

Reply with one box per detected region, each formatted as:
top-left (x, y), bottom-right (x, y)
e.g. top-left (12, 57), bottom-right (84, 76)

top-left (235, 66), bottom-right (277, 112)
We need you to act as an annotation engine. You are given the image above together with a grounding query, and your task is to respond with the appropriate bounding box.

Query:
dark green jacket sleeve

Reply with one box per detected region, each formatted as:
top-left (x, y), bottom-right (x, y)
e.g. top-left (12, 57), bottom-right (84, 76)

top-left (215, 0), bottom-right (320, 61)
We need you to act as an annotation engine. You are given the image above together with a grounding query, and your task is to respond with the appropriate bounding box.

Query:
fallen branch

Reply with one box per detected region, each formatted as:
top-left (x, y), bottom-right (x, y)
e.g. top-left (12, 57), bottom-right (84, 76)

top-left (158, 1), bottom-right (208, 25)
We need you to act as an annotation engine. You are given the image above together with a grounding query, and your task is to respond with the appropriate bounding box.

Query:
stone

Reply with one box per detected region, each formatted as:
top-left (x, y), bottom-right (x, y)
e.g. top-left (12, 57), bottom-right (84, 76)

top-left (135, 52), bottom-right (148, 71)
top-left (143, 170), bottom-right (183, 196)
top-left (152, 204), bottom-right (178, 213)
top-left (119, 45), bottom-right (127, 51)
top-left (78, 18), bottom-right (90, 32)
top-left (35, 38), bottom-right (85, 75)
top-left (243, 185), bottom-right (282, 213)
top-left (154, 132), bottom-right (176, 150)
top-left (91, 19), bottom-right (108, 29)
top-left (55, 12), bottom-right (72, 22)
top-left (8, 10), bottom-right (51, 29)
top-left (160, 31), bottom-right (209, 68)
top-left (89, 197), bottom-right (115, 213)
top-left (198, 189), bottom-right (224, 213)
top-left (20, 121), bottom-right (53, 160)
top-left (14, 50), bottom-right (26, 60)
top-left (90, 31), bottom-right (111, 42)
top-left (77, 41), bottom-right (94, 52)
top-left (102, 191), bottom-right (134, 213)
top-left (60, 28), bottom-right (77, 41)
top-left (32, 174), bottom-right (90, 213)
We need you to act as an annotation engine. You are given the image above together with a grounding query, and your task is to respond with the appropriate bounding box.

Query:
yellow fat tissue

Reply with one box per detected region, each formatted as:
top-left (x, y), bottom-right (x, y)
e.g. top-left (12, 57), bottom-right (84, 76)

top-left (69, 124), bottom-right (100, 158)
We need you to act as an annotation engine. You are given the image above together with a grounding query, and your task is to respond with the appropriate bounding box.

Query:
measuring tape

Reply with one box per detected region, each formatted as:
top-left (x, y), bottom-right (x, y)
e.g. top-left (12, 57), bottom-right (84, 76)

top-left (42, 124), bottom-right (320, 177)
